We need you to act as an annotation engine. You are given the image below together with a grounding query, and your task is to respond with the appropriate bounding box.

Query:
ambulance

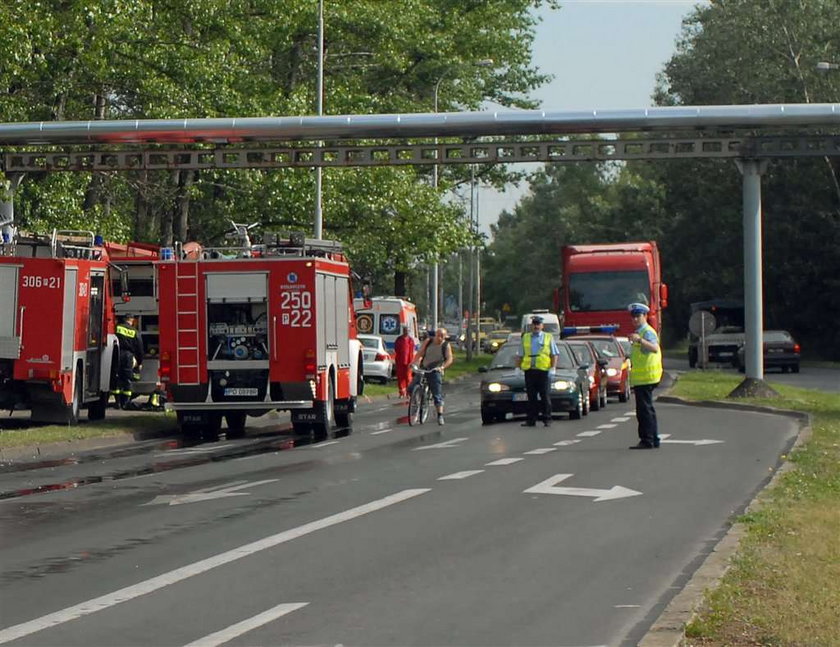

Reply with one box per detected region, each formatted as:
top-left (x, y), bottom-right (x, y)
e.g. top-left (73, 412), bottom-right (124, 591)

top-left (353, 296), bottom-right (419, 353)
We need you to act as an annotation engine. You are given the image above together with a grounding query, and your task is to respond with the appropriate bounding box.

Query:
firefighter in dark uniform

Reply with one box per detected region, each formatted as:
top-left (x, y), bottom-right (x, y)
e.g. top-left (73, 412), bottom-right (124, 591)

top-left (115, 314), bottom-right (144, 409)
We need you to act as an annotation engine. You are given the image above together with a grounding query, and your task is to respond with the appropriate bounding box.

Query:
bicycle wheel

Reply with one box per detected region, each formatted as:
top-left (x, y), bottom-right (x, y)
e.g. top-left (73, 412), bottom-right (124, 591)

top-left (408, 385), bottom-right (424, 426)
top-left (419, 385), bottom-right (431, 424)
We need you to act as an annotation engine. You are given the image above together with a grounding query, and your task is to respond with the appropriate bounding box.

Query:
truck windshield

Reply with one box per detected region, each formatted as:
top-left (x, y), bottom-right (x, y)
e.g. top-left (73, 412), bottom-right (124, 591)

top-left (568, 271), bottom-right (649, 312)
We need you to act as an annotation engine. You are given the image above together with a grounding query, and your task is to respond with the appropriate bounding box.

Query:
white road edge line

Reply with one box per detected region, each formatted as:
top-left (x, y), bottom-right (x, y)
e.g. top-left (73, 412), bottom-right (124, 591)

top-left (182, 602), bottom-right (308, 647)
top-left (0, 489), bottom-right (430, 645)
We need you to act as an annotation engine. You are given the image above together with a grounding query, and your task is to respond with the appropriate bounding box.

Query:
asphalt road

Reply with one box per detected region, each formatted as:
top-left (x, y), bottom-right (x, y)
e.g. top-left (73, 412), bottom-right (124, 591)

top-left (0, 374), bottom-right (801, 647)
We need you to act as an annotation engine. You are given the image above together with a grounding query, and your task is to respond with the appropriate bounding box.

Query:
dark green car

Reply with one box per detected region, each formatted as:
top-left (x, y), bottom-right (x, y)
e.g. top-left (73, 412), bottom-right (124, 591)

top-left (479, 341), bottom-right (589, 425)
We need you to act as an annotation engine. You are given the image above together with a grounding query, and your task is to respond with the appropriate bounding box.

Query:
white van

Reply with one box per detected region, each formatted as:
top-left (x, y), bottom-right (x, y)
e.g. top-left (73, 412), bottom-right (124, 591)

top-left (353, 296), bottom-right (419, 354)
top-left (520, 309), bottom-right (562, 335)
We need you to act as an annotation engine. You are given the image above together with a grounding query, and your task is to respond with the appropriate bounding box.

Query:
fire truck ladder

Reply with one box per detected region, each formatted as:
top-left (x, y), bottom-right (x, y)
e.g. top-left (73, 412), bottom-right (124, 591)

top-left (175, 261), bottom-right (202, 386)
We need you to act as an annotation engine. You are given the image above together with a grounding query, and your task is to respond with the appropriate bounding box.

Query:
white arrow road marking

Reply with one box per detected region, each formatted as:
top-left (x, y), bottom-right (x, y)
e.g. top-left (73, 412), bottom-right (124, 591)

top-left (524, 474), bottom-right (642, 502)
top-left (183, 603), bottom-right (308, 647)
top-left (438, 470), bottom-right (484, 480)
top-left (144, 479), bottom-right (279, 506)
top-left (486, 457), bottom-right (524, 466)
top-left (577, 431), bottom-right (601, 437)
top-left (414, 437), bottom-right (468, 450)
top-left (611, 417), bottom-right (631, 422)
top-left (553, 439), bottom-right (582, 447)
top-left (524, 447), bottom-right (557, 455)
top-left (0, 489), bottom-right (429, 645)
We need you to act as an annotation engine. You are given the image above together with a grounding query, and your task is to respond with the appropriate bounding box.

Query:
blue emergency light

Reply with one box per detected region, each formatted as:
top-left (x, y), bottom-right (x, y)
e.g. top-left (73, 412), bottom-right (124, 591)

top-left (562, 324), bottom-right (620, 337)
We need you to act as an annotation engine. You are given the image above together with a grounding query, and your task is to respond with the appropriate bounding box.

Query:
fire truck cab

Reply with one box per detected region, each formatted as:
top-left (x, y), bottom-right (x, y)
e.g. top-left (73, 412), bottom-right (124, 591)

top-left (0, 230), bottom-right (119, 423)
top-left (157, 233), bottom-right (364, 442)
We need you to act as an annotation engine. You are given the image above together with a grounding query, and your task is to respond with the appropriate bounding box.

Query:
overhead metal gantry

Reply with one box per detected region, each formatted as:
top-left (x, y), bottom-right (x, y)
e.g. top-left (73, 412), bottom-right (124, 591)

top-left (2, 103), bottom-right (840, 391)
top-left (3, 134), bottom-right (840, 172)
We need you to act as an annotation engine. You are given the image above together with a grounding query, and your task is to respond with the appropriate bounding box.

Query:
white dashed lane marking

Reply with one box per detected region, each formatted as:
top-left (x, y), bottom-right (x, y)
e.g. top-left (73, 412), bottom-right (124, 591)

top-left (486, 458), bottom-right (525, 466)
top-left (438, 470), bottom-right (485, 480)
top-left (577, 431), bottom-right (601, 437)
top-left (524, 448), bottom-right (557, 455)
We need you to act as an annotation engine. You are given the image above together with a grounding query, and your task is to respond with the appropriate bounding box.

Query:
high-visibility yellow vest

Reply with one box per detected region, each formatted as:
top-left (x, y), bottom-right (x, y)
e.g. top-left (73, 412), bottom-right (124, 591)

top-left (521, 332), bottom-right (553, 370)
top-left (116, 324), bottom-right (137, 338)
top-left (630, 324), bottom-right (663, 386)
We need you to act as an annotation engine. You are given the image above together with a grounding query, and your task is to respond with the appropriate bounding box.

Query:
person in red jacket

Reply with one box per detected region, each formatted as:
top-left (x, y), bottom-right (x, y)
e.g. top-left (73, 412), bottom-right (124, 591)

top-left (394, 326), bottom-right (416, 399)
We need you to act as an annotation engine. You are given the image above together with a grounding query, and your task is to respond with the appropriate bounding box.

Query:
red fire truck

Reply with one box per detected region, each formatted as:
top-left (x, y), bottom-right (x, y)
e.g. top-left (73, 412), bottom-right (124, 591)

top-left (559, 241), bottom-right (668, 337)
top-left (156, 232), bottom-right (364, 442)
top-left (0, 230), bottom-right (120, 424)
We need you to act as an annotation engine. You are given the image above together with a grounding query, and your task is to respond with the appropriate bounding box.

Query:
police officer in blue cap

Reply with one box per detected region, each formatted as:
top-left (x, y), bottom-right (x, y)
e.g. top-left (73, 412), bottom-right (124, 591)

top-left (627, 303), bottom-right (663, 449)
top-left (516, 315), bottom-right (559, 427)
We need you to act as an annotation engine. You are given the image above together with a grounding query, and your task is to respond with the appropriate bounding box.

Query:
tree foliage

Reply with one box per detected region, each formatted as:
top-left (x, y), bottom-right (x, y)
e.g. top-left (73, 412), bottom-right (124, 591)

top-left (1, 0), bottom-right (552, 304)
top-left (483, 1), bottom-right (840, 357)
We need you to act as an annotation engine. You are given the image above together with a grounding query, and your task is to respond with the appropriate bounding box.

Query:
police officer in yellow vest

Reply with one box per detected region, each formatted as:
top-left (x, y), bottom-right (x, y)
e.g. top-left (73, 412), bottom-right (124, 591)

top-left (627, 302), bottom-right (663, 449)
top-left (114, 314), bottom-right (144, 410)
top-left (516, 315), bottom-right (559, 427)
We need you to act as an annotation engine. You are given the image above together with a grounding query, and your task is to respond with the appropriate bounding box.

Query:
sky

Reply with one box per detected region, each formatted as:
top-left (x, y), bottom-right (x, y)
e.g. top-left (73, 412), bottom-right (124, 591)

top-left (478, 0), bottom-right (706, 235)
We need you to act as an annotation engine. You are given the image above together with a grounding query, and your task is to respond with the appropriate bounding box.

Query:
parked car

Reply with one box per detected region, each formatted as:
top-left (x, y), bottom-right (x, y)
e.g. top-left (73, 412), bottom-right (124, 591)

top-left (736, 330), bottom-right (801, 373)
top-left (358, 334), bottom-right (394, 383)
top-left (478, 342), bottom-right (588, 424)
top-left (571, 334), bottom-right (631, 403)
top-left (566, 339), bottom-right (609, 412)
top-left (483, 329), bottom-right (513, 353)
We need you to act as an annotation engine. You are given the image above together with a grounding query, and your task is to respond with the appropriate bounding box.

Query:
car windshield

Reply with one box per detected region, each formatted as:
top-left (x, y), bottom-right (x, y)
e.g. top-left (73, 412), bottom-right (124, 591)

top-left (555, 344), bottom-right (577, 369)
top-left (568, 271), bottom-right (649, 312)
top-left (584, 338), bottom-right (620, 357)
top-left (764, 330), bottom-right (793, 342)
top-left (568, 343), bottom-right (594, 364)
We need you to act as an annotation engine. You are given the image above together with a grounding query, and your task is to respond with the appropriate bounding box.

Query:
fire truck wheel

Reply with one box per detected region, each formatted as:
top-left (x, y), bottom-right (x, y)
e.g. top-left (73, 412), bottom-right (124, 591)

top-left (202, 413), bottom-right (223, 443)
top-left (224, 412), bottom-right (247, 439)
top-left (87, 392), bottom-right (109, 421)
top-left (312, 379), bottom-right (335, 442)
top-left (65, 370), bottom-right (83, 425)
top-left (335, 404), bottom-right (353, 433)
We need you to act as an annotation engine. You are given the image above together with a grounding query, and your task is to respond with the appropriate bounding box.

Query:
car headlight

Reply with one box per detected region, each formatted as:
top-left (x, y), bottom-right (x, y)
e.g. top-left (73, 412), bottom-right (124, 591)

top-left (606, 367), bottom-right (618, 377)
top-left (551, 380), bottom-right (573, 391)
top-left (485, 382), bottom-right (510, 393)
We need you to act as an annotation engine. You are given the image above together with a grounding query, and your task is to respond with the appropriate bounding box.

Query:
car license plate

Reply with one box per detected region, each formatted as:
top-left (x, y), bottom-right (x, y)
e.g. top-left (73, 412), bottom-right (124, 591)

top-left (513, 393), bottom-right (528, 402)
top-left (224, 387), bottom-right (258, 396)
top-left (768, 348), bottom-right (782, 353)
top-left (717, 351), bottom-right (733, 357)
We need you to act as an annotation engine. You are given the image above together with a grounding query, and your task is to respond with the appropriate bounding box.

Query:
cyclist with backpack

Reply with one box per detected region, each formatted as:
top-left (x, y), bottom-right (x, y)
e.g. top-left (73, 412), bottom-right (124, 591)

top-left (409, 327), bottom-right (454, 425)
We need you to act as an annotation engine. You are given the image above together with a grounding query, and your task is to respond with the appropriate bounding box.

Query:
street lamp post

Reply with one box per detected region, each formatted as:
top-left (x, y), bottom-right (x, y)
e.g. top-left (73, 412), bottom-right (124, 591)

top-left (314, 0), bottom-right (325, 239)
top-left (431, 58), bottom-right (493, 330)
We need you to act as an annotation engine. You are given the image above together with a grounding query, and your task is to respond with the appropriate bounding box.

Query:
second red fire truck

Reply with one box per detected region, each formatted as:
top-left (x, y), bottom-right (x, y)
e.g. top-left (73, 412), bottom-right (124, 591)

top-left (156, 232), bottom-right (364, 442)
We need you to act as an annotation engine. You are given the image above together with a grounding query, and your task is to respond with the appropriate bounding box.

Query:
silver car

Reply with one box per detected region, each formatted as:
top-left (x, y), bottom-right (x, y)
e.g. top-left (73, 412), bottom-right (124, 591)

top-left (358, 334), bottom-right (395, 384)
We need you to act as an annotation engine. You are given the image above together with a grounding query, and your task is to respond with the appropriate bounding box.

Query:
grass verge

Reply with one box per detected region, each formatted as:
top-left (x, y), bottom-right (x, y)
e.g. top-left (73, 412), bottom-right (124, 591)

top-left (671, 372), bottom-right (840, 646)
top-left (0, 413), bottom-right (178, 450)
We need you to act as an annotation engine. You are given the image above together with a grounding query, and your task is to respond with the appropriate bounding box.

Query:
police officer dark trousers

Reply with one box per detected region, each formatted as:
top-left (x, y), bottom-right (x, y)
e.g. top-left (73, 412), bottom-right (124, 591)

top-left (517, 316), bottom-right (559, 427)
top-left (115, 315), bottom-right (144, 410)
top-left (627, 303), bottom-right (663, 449)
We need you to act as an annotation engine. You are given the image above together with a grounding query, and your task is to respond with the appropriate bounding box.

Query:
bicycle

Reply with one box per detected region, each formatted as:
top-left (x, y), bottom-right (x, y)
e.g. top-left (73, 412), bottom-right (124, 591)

top-left (407, 367), bottom-right (439, 426)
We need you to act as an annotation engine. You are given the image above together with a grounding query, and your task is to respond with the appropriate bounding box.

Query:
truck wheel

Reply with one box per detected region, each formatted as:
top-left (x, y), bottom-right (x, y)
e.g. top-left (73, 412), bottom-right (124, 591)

top-left (312, 379), bottom-right (335, 442)
top-left (87, 392), bottom-right (109, 421)
top-left (65, 370), bottom-right (83, 425)
top-left (202, 413), bottom-right (222, 443)
top-left (335, 401), bottom-right (354, 433)
top-left (224, 412), bottom-right (247, 439)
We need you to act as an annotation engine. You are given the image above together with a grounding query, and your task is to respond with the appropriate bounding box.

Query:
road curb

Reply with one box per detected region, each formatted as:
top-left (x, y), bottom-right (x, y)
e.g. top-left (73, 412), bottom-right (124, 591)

top-left (638, 393), bottom-right (812, 647)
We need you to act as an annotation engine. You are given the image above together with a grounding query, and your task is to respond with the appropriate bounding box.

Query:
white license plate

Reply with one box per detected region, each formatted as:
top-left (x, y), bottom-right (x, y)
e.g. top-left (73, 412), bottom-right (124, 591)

top-left (716, 351), bottom-right (733, 357)
top-left (768, 348), bottom-right (783, 353)
top-left (513, 393), bottom-right (528, 402)
top-left (224, 387), bottom-right (258, 396)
